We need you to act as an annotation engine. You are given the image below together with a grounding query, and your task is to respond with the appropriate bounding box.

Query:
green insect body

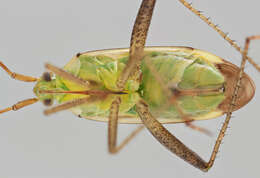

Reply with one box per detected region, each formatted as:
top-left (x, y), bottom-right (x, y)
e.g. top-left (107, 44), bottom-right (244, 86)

top-left (140, 51), bottom-right (225, 119)
top-left (1, 0), bottom-right (259, 172)
top-left (33, 47), bottom-right (226, 123)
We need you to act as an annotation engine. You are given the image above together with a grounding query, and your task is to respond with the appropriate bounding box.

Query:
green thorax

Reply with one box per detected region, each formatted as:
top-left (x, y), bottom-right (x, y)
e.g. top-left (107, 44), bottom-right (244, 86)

top-left (34, 50), bottom-right (225, 120)
top-left (34, 54), bottom-right (141, 118)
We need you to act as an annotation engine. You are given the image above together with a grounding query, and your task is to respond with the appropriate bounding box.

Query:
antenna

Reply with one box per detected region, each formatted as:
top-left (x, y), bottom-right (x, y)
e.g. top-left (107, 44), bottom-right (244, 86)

top-left (0, 61), bottom-right (38, 82)
top-left (0, 61), bottom-right (39, 114)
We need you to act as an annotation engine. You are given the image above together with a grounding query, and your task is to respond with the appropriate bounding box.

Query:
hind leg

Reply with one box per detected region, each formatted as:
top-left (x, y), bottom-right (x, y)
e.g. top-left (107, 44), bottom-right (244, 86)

top-left (136, 35), bottom-right (259, 171)
top-left (178, 0), bottom-right (260, 72)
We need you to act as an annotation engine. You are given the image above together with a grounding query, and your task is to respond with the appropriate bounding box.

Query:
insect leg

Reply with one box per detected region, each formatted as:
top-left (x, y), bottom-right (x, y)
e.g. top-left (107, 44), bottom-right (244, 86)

top-left (44, 96), bottom-right (98, 115)
top-left (178, 0), bottom-right (260, 72)
top-left (143, 56), bottom-right (212, 135)
top-left (0, 98), bottom-right (38, 114)
top-left (136, 99), bottom-right (208, 171)
top-left (136, 35), bottom-right (256, 171)
top-left (244, 35), bottom-right (260, 54)
top-left (116, 0), bottom-right (156, 90)
top-left (206, 35), bottom-right (260, 169)
top-left (108, 97), bottom-right (144, 154)
top-left (185, 121), bottom-right (212, 136)
top-left (45, 63), bottom-right (90, 89)
top-left (169, 93), bottom-right (212, 136)
top-left (0, 61), bottom-right (38, 82)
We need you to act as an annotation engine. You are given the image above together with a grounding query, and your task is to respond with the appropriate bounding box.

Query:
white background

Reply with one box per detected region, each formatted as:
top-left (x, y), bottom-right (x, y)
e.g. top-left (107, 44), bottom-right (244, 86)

top-left (0, 0), bottom-right (259, 178)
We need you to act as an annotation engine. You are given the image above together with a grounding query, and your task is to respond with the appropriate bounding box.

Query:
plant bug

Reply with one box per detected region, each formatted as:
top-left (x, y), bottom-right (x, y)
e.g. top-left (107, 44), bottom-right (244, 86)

top-left (0, 0), bottom-right (259, 175)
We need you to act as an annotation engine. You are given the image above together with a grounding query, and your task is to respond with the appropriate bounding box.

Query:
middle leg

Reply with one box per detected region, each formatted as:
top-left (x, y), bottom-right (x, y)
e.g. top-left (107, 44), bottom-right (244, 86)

top-left (108, 97), bottom-right (144, 154)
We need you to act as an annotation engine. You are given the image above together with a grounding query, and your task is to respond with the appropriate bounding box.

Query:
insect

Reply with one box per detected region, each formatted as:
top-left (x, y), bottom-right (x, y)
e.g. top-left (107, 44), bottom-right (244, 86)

top-left (0, 0), bottom-right (259, 172)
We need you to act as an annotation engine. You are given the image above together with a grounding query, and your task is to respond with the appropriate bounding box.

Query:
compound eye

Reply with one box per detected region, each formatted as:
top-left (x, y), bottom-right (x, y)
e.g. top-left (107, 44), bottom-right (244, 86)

top-left (43, 98), bottom-right (53, 106)
top-left (42, 72), bottom-right (52, 82)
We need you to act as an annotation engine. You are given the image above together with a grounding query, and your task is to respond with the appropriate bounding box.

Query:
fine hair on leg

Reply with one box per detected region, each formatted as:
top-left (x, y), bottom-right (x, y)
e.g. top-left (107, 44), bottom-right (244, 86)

top-left (178, 0), bottom-right (260, 72)
top-left (136, 35), bottom-right (259, 171)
